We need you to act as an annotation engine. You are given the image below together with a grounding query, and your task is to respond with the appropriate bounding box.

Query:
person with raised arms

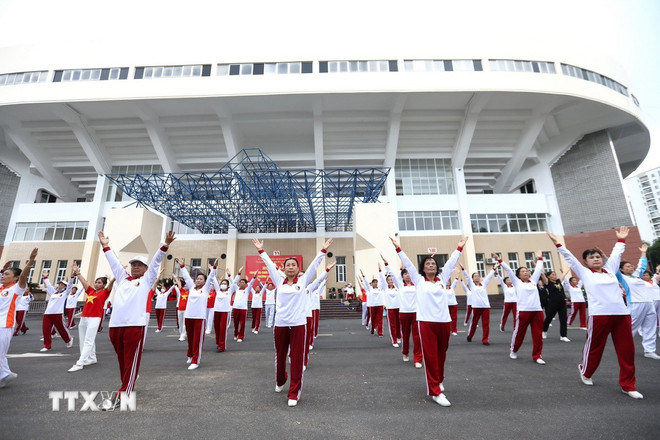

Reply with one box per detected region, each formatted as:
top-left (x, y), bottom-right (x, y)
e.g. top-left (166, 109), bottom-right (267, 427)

top-left (547, 227), bottom-right (643, 399)
top-left (252, 237), bottom-right (332, 407)
top-left (40, 267), bottom-right (75, 351)
top-left (390, 235), bottom-right (467, 407)
top-left (212, 268), bottom-right (238, 353)
top-left (98, 229), bottom-right (175, 409)
top-left (0, 249), bottom-right (37, 388)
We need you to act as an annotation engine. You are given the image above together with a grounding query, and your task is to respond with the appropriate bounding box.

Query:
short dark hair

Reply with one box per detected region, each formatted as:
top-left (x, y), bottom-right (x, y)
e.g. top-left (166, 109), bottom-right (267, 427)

top-left (418, 256), bottom-right (439, 278)
top-left (4, 267), bottom-right (21, 277)
top-left (283, 257), bottom-right (299, 267)
top-left (582, 249), bottom-right (603, 260)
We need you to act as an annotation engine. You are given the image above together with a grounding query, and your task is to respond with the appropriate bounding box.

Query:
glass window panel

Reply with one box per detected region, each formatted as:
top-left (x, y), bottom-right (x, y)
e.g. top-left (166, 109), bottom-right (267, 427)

top-left (192, 65), bottom-right (202, 76)
top-left (290, 62), bottom-right (301, 74)
top-left (217, 64), bottom-right (229, 75)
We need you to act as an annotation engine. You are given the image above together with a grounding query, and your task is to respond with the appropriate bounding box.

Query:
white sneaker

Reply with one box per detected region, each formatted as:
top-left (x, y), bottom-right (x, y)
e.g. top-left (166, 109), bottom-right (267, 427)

top-left (68, 364), bottom-right (83, 372)
top-left (393, 343), bottom-right (400, 348)
top-left (205, 330), bottom-right (211, 335)
top-left (414, 362), bottom-right (422, 369)
top-left (234, 336), bottom-right (238, 340)
top-left (186, 357), bottom-right (192, 364)
top-left (644, 352), bottom-right (660, 359)
top-left (178, 336), bottom-right (186, 342)
top-left (237, 339), bottom-right (242, 343)
top-left (560, 337), bottom-right (571, 342)
top-left (288, 399), bottom-right (298, 407)
top-left (275, 384), bottom-right (284, 393)
top-left (397, 339), bottom-right (402, 344)
top-left (309, 345), bottom-right (313, 350)
top-left (402, 355), bottom-right (410, 362)
top-left (536, 358), bottom-right (546, 365)
top-left (188, 363), bottom-right (199, 370)
top-left (40, 337), bottom-right (44, 341)
top-left (451, 332), bottom-right (458, 336)
top-left (623, 390), bottom-right (643, 399)
top-left (66, 337), bottom-right (74, 348)
top-left (432, 394), bottom-right (451, 407)
top-left (509, 351), bottom-right (518, 359)
top-left (578, 365), bottom-right (592, 385)
top-left (254, 331), bottom-right (258, 335)
top-left (155, 329), bottom-right (161, 333)
top-left (542, 332), bottom-right (547, 339)
top-left (40, 348), bottom-right (50, 352)
top-left (0, 372), bottom-right (17, 388)
top-left (303, 365), bottom-right (307, 371)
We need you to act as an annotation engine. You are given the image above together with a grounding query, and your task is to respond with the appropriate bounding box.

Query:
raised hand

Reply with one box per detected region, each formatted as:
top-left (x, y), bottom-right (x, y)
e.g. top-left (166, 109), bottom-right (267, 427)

top-left (377, 262), bottom-right (382, 271)
top-left (546, 230), bottom-right (560, 245)
top-left (639, 243), bottom-right (648, 254)
top-left (380, 254), bottom-right (388, 265)
top-left (616, 226), bottom-right (629, 240)
top-left (322, 238), bottom-right (334, 250)
top-left (165, 230), bottom-right (176, 245)
top-left (326, 261), bottom-right (336, 271)
top-left (238, 265), bottom-right (244, 274)
top-left (175, 257), bottom-right (184, 266)
top-left (252, 238), bottom-right (264, 251)
top-left (491, 252), bottom-right (500, 259)
top-left (72, 262), bottom-right (80, 275)
top-left (98, 231), bottom-right (109, 247)
top-left (389, 236), bottom-right (400, 249)
top-left (535, 250), bottom-right (543, 259)
top-left (458, 236), bottom-right (469, 248)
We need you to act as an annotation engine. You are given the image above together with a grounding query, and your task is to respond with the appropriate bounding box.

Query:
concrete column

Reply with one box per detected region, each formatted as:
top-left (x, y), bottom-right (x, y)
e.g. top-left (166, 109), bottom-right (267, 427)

top-left (453, 167), bottom-right (476, 273)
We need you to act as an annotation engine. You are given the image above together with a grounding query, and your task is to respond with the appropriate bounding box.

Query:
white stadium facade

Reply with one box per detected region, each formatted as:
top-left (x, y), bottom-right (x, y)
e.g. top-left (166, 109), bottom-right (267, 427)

top-left (0, 25), bottom-right (652, 295)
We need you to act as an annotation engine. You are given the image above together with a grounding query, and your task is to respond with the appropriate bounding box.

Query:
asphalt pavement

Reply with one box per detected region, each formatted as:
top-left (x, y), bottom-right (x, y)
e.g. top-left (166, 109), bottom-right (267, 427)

top-left (2, 313), bottom-right (659, 440)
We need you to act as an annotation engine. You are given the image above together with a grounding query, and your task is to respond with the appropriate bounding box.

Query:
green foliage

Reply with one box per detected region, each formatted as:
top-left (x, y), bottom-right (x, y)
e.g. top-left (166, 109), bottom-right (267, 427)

top-left (647, 238), bottom-right (660, 271)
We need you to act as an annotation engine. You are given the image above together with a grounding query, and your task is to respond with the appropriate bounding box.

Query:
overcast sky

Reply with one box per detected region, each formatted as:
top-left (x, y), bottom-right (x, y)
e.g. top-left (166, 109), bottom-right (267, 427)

top-left (0, 0), bottom-right (658, 173)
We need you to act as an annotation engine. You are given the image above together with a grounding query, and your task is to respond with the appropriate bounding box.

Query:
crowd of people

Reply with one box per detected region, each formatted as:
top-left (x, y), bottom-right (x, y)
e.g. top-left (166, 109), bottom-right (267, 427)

top-left (1, 227), bottom-right (659, 409)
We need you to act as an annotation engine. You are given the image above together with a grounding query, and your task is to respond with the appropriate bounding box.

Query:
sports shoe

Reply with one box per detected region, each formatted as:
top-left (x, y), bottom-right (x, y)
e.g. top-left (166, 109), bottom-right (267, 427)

top-left (83, 360), bottom-right (97, 366)
top-left (155, 329), bottom-right (161, 333)
top-left (644, 352), bottom-right (660, 359)
top-left (393, 343), bottom-right (400, 348)
top-left (288, 399), bottom-right (298, 407)
top-left (178, 336), bottom-right (186, 342)
top-left (535, 358), bottom-right (546, 365)
top-left (578, 365), bottom-right (592, 385)
top-left (68, 364), bottom-right (83, 372)
top-left (303, 365), bottom-right (307, 371)
top-left (237, 339), bottom-right (242, 343)
top-left (309, 345), bottom-right (313, 350)
top-left (69, 325), bottom-right (76, 329)
top-left (509, 351), bottom-right (518, 359)
top-left (432, 394), bottom-right (451, 407)
top-left (40, 348), bottom-right (50, 352)
top-left (275, 384), bottom-right (284, 393)
top-left (254, 331), bottom-right (258, 335)
top-left (451, 332), bottom-right (458, 336)
top-left (186, 357), bottom-right (192, 364)
top-left (560, 337), bottom-right (571, 342)
top-left (622, 390), bottom-right (643, 399)
top-left (402, 355), bottom-right (410, 362)
top-left (234, 336), bottom-right (238, 340)
top-left (414, 362), bottom-right (422, 368)
top-left (542, 332), bottom-right (547, 339)
top-left (100, 398), bottom-right (121, 411)
top-left (40, 337), bottom-right (44, 341)
top-left (397, 338), bottom-right (402, 344)
top-left (66, 337), bottom-right (74, 348)
top-left (0, 372), bottom-right (17, 388)
top-left (205, 330), bottom-right (211, 335)
top-left (499, 326), bottom-right (504, 332)
top-left (188, 363), bottom-right (199, 370)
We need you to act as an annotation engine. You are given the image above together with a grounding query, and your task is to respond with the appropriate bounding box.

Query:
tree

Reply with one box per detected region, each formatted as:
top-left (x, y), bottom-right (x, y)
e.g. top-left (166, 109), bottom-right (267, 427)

top-left (647, 237), bottom-right (660, 271)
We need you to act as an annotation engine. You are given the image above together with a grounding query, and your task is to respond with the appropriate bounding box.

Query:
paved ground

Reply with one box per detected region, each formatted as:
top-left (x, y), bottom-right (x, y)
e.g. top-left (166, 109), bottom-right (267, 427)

top-left (2, 314), bottom-right (659, 440)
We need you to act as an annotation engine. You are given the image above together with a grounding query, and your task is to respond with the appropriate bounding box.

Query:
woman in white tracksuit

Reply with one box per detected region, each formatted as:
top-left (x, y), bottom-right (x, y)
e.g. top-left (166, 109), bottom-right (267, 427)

top-left (213, 270), bottom-right (237, 352)
top-left (264, 282), bottom-right (277, 328)
top-left (641, 269), bottom-right (660, 337)
top-left (619, 244), bottom-right (660, 359)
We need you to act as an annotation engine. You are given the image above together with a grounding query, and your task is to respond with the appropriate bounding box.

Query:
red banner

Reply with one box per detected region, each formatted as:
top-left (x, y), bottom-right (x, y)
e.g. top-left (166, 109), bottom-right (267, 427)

top-left (244, 254), bottom-right (304, 285)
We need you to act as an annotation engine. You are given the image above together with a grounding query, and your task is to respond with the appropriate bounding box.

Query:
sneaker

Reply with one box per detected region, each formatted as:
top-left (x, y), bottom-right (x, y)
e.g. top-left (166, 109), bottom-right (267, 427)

top-left (402, 355), bottom-right (410, 362)
top-left (155, 329), bottom-right (161, 333)
top-left (309, 345), bottom-right (313, 350)
top-left (254, 331), bottom-right (258, 335)
top-left (100, 398), bottom-right (121, 411)
top-left (40, 337), bottom-right (44, 341)
top-left (509, 351), bottom-right (518, 359)
top-left (66, 337), bottom-right (74, 348)
top-left (186, 357), bottom-right (192, 364)
top-left (68, 364), bottom-right (83, 372)
top-left (451, 332), bottom-right (458, 336)
top-left (83, 360), bottom-right (97, 366)
top-left (178, 336), bottom-right (186, 342)
top-left (205, 330), bottom-right (211, 335)
top-left (234, 337), bottom-right (238, 341)
top-left (393, 343), bottom-right (400, 348)
top-left (560, 337), bottom-right (571, 342)
top-left (69, 325), bottom-right (76, 329)
top-left (378, 335), bottom-right (383, 338)
top-left (288, 399), bottom-right (298, 407)
top-left (397, 339), bottom-right (402, 344)
top-left (432, 394), bottom-right (451, 407)
top-left (0, 372), bottom-right (17, 388)
top-left (499, 326), bottom-right (504, 332)
top-left (237, 339), bottom-right (242, 343)
top-left (188, 363), bottom-right (199, 370)
top-left (622, 390), bottom-right (643, 399)
top-left (414, 362), bottom-right (423, 369)
top-left (578, 365), bottom-right (592, 385)
top-left (644, 352), bottom-right (660, 359)
top-left (542, 332), bottom-right (547, 339)
top-left (275, 384), bottom-right (284, 393)
top-left (535, 358), bottom-right (546, 365)
top-left (40, 348), bottom-right (50, 352)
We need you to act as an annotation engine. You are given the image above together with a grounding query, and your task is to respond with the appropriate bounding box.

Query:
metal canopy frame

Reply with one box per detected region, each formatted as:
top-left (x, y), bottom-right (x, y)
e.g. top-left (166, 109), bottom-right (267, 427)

top-left (105, 148), bottom-right (390, 233)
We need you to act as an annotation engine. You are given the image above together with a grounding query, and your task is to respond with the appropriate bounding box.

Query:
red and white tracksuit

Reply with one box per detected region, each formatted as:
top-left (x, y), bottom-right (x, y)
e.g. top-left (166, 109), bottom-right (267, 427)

top-left (213, 275), bottom-right (237, 351)
top-left (42, 278), bottom-right (73, 349)
top-left (259, 248), bottom-right (327, 403)
top-left (557, 240), bottom-right (637, 392)
top-left (179, 265), bottom-right (217, 367)
top-left (496, 274), bottom-right (517, 331)
top-left (386, 264), bottom-right (422, 363)
top-left (564, 278), bottom-right (586, 328)
top-left (500, 259), bottom-right (545, 361)
top-left (379, 271), bottom-right (401, 345)
top-left (251, 288), bottom-right (263, 333)
top-left (361, 276), bottom-right (384, 336)
top-left (464, 268), bottom-right (496, 344)
top-left (398, 246), bottom-right (462, 398)
top-left (446, 280), bottom-right (459, 334)
top-left (13, 292), bottom-right (32, 336)
top-left (104, 243), bottom-right (168, 396)
top-left (65, 288), bottom-right (83, 329)
top-left (232, 276), bottom-right (256, 341)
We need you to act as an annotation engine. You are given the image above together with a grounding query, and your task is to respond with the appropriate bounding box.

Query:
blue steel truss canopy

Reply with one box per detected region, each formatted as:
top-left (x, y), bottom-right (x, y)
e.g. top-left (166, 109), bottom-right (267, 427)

top-left (105, 148), bottom-right (389, 234)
